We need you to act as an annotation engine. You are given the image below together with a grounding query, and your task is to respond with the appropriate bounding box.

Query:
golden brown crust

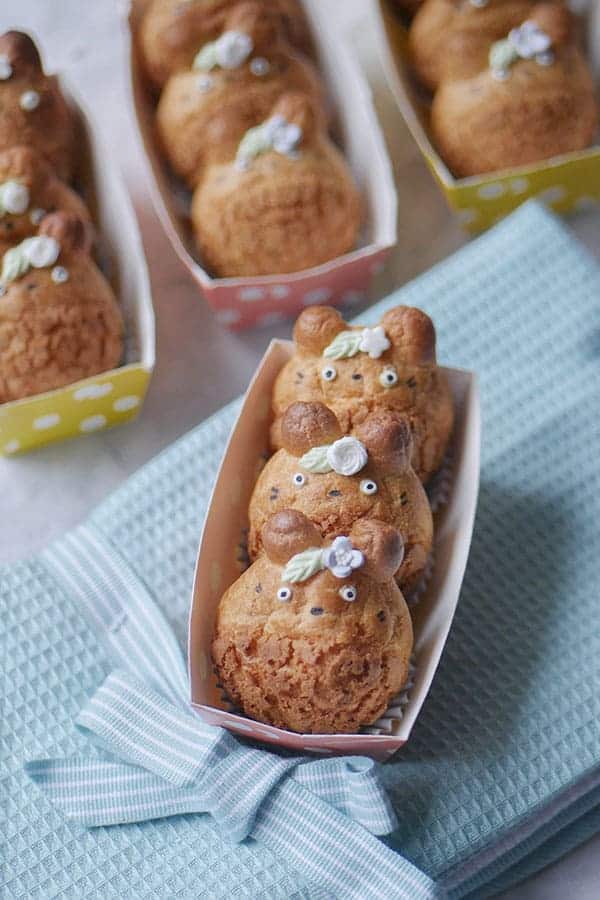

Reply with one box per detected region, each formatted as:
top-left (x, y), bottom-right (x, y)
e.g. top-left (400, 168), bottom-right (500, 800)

top-left (280, 400), bottom-right (342, 454)
top-left (190, 92), bottom-right (361, 277)
top-left (212, 516), bottom-right (413, 733)
top-left (249, 404), bottom-right (433, 589)
top-left (293, 305), bottom-right (346, 354)
top-left (409, 0), bottom-right (541, 91)
top-left (0, 146), bottom-right (92, 248)
top-left (0, 32), bottom-right (75, 181)
top-left (261, 508), bottom-right (322, 563)
top-left (139, 0), bottom-right (314, 91)
top-left (271, 305), bottom-right (454, 484)
top-left (0, 213), bottom-right (123, 402)
top-left (155, 7), bottom-right (324, 186)
top-left (431, 41), bottom-right (598, 177)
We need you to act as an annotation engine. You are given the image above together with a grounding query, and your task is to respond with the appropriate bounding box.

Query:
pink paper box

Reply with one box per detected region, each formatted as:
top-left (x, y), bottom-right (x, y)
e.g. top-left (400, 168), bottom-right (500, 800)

top-left (126, 0), bottom-right (397, 330)
top-left (189, 339), bottom-right (480, 760)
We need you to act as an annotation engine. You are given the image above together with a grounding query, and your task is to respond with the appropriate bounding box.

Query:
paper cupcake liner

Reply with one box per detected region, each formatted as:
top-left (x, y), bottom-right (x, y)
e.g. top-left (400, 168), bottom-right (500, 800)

top-left (427, 450), bottom-right (454, 515)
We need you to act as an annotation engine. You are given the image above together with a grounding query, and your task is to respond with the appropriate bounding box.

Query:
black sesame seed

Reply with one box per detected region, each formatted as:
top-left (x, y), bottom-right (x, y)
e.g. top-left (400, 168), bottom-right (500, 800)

top-left (406, 377), bottom-right (417, 388)
top-left (400, 492), bottom-right (408, 506)
top-left (255, 583), bottom-right (262, 594)
top-left (310, 607), bottom-right (324, 616)
top-left (27, 283), bottom-right (36, 290)
top-left (351, 373), bottom-right (362, 380)
top-left (328, 490), bottom-right (342, 497)
top-left (377, 611), bottom-right (386, 622)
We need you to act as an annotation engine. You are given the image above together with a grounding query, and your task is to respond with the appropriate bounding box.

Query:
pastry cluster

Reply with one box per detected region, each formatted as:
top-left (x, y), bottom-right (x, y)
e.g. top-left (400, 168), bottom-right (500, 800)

top-left (139, 0), bottom-right (361, 276)
top-left (212, 304), bottom-right (453, 734)
top-left (0, 32), bottom-right (123, 404)
top-left (407, 0), bottom-right (598, 176)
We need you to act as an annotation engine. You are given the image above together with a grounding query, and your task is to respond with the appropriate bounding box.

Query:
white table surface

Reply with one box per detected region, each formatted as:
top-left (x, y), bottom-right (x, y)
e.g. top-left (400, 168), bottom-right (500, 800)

top-left (1, 2), bottom-right (599, 897)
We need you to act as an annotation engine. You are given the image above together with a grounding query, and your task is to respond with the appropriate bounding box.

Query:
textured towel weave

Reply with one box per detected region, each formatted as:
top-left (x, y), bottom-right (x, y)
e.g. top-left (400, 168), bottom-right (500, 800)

top-left (2, 201), bottom-right (600, 898)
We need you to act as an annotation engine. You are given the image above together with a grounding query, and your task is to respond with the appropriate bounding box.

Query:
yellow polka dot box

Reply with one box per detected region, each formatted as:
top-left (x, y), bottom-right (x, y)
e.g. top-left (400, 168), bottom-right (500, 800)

top-left (127, 0), bottom-right (397, 331)
top-left (373, 0), bottom-right (600, 234)
top-left (0, 85), bottom-right (155, 457)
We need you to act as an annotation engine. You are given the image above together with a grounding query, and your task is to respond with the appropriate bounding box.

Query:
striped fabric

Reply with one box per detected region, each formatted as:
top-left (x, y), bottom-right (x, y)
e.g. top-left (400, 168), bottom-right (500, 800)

top-left (29, 523), bottom-right (443, 900)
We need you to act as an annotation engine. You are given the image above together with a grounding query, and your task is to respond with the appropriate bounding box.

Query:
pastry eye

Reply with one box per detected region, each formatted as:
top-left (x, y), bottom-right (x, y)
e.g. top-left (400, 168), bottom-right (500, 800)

top-left (322, 365), bottom-right (337, 382)
top-left (293, 472), bottom-right (306, 486)
top-left (379, 367), bottom-right (398, 388)
top-left (360, 479), bottom-right (378, 495)
top-left (277, 586), bottom-right (293, 602)
top-left (339, 585), bottom-right (357, 602)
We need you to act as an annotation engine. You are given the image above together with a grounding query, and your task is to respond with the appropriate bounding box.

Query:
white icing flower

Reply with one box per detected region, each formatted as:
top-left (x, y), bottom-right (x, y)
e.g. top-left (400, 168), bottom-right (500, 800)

top-left (0, 180), bottom-right (29, 216)
top-left (359, 325), bottom-right (390, 359)
top-left (271, 120), bottom-right (302, 156)
top-left (20, 90), bottom-right (40, 111)
top-left (508, 22), bottom-right (552, 59)
top-left (236, 114), bottom-right (303, 166)
top-left (326, 436), bottom-right (368, 476)
top-left (0, 54), bottom-right (13, 80)
top-left (23, 235), bottom-right (60, 268)
top-left (322, 537), bottom-right (364, 579)
top-left (216, 30), bottom-right (253, 68)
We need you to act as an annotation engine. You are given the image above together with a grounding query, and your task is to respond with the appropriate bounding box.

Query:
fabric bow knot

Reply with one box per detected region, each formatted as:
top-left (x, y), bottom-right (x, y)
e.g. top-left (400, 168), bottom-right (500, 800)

top-left (26, 523), bottom-right (443, 900)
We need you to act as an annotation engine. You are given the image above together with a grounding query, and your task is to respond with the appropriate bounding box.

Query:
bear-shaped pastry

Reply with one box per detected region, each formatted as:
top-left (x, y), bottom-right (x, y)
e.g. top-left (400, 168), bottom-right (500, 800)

top-left (212, 509), bottom-right (413, 733)
top-left (191, 91), bottom-right (361, 276)
top-left (409, 0), bottom-right (541, 92)
top-left (0, 146), bottom-right (92, 258)
top-left (271, 304), bottom-right (454, 484)
top-left (0, 212), bottom-right (123, 403)
top-left (430, 3), bottom-right (598, 176)
top-left (248, 401), bottom-right (433, 591)
top-left (156, 2), bottom-right (324, 186)
top-left (139, 0), bottom-right (313, 92)
top-left (0, 32), bottom-right (75, 182)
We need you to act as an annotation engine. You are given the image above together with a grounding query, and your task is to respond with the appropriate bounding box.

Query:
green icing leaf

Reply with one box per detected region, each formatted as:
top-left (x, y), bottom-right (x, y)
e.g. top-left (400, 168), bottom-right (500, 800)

top-left (236, 123), bottom-right (272, 164)
top-left (323, 330), bottom-right (363, 360)
top-left (282, 548), bottom-right (324, 584)
top-left (1, 246), bottom-right (29, 283)
top-left (193, 42), bottom-right (218, 71)
top-left (489, 40), bottom-right (519, 74)
top-left (299, 445), bottom-right (332, 474)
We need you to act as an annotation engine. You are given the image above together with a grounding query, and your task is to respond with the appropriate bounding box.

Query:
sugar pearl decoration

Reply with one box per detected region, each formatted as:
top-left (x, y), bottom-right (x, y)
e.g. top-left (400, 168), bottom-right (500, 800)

top-left (24, 235), bottom-right (60, 268)
top-left (30, 207), bottom-right (45, 225)
top-left (2, 181), bottom-right (29, 215)
top-left (197, 75), bottom-right (213, 93)
top-left (0, 54), bottom-right (12, 80)
top-left (51, 265), bottom-right (69, 284)
top-left (250, 57), bottom-right (270, 76)
top-left (20, 90), bottom-right (41, 111)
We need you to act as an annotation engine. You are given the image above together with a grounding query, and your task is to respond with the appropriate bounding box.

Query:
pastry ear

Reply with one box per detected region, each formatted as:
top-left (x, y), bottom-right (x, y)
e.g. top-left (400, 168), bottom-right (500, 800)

top-left (350, 519), bottom-right (404, 583)
top-left (0, 145), bottom-right (49, 190)
top-left (381, 306), bottom-right (436, 365)
top-left (293, 305), bottom-right (346, 355)
top-left (281, 401), bottom-right (342, 456)
top-left (0, 31), bottom-right (42, 72)
top-left (270, 91), bottom-right (320, 140)
top-left (529, 3), bottom-right (573, 45)
top-left (356, 410), bottom-right (413, 476)
top-left (38, 212), bottom-right (92, 254)
top-left (261, 510), bottom-right (322, 564)
top-left (225, 1), bottom-right (281, 48)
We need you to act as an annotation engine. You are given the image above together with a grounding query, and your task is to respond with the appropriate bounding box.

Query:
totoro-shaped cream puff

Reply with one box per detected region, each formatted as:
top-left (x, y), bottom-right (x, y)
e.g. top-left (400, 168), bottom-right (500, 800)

top-left (156, 2), bottom-right (324, 186)
top-left (248, 401), bottom-right (433, 591)
top-left (212, 509), bottom-right (413, 734)
top-left (271, 304), bottom-right (454, 484)
top-left (191, 91), bottom-right (361, 276)
top-left (409, 0), bottom-right (542, 92)
top-left (431, 3), bottom-right (599, 176)
top-left (139, 0), bottom-right (313, 92)
top-left (0, 31), bottom-right (75, 181)
top-left (0, 212), bottom-right (123, 402)
top-left (0, 145), bottom-right (92, 258)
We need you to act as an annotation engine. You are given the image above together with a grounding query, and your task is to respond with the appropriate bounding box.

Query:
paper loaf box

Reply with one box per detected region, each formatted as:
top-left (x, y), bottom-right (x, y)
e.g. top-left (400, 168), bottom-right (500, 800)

top-left (189, 339), bottom-right (480, 760)
top-left (126, 0), bottom-right (397, 331)
top-left (372, 0), bottom-right (600, 233)
top-left (0, 81), bottom-right (155, 457)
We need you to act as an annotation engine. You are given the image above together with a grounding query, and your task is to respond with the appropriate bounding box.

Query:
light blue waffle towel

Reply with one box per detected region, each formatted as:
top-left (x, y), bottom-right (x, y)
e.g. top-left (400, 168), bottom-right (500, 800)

top-left (2, 201), bottom-right (599, 899)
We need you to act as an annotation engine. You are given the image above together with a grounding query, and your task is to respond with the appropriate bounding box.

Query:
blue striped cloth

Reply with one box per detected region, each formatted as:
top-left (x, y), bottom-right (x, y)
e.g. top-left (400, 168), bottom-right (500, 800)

top-left (2, 201), bottom-right (600, 899)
